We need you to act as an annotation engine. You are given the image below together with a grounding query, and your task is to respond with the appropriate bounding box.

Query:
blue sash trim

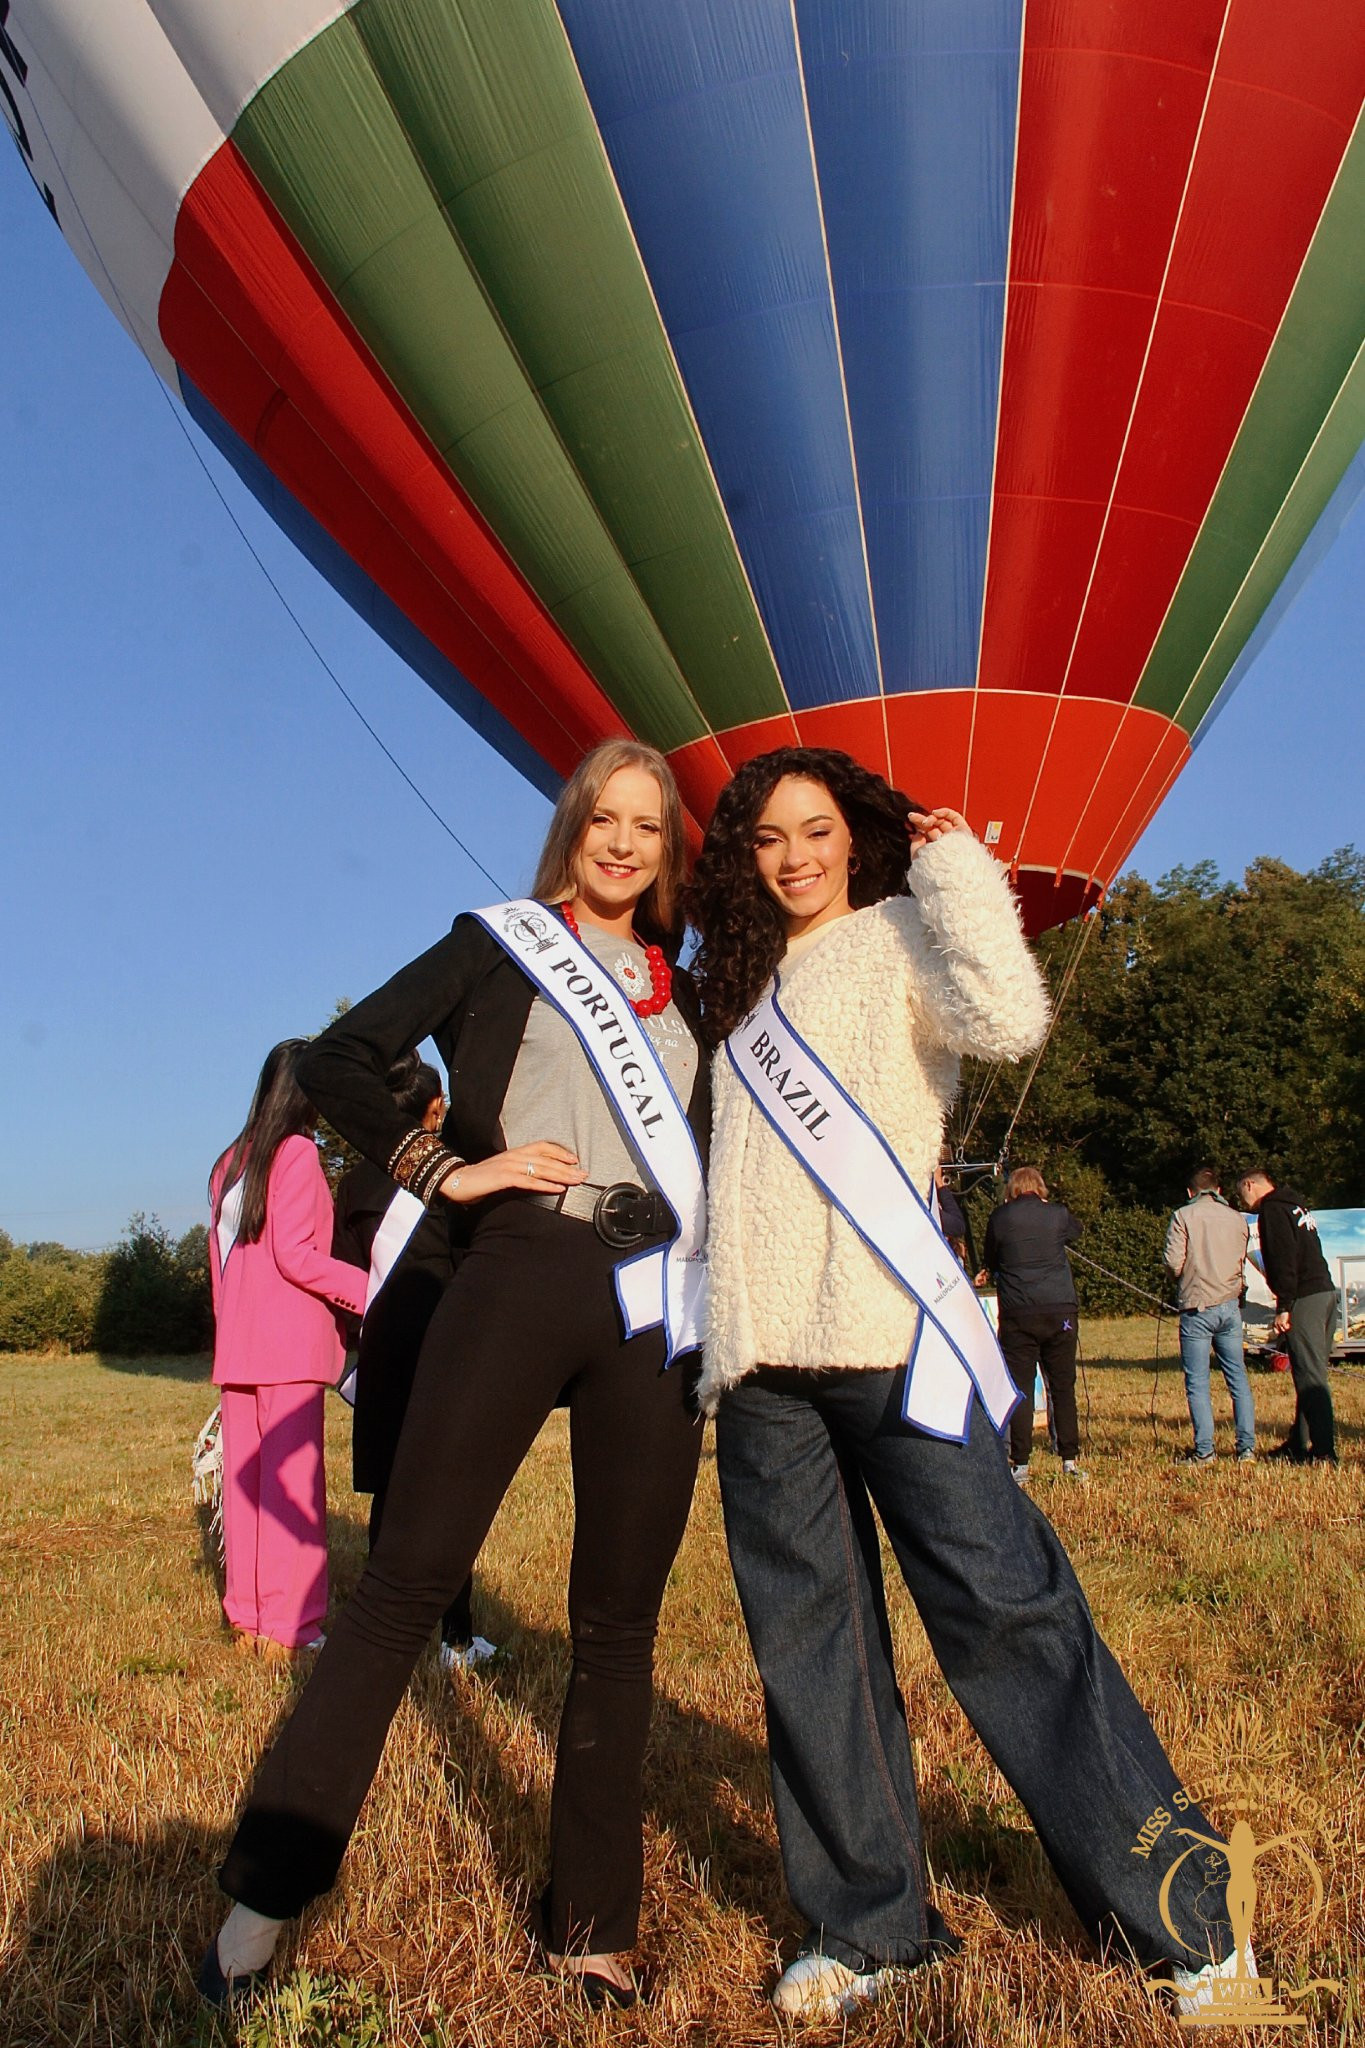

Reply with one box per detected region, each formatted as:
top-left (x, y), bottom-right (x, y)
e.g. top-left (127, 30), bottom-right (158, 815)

top-left (470, 903), bottom-right (706, 1365)
top-left (726, 976), bottom-right (1019, 1441)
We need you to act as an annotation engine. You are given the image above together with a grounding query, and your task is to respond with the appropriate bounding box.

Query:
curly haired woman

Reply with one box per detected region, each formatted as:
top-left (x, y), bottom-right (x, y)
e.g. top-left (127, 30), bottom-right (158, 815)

top-left (689, 748), bottom-right (1239, 2025)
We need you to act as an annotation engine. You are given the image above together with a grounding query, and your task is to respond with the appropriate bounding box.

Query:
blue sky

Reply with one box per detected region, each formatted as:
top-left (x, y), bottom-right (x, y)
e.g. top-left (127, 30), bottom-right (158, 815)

top-left (3, 143), bottom-right (1364, 1250)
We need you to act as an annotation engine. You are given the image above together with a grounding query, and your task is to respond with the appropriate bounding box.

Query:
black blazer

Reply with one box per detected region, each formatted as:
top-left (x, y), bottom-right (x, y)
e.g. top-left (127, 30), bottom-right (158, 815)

top-left (300, 914), bottom-right (711, 1245)
top-left (332, 1158), bottom-right (455, 1494)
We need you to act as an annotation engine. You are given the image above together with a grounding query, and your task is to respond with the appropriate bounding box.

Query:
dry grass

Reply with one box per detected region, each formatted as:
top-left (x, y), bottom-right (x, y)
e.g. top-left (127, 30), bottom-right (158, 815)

top-left (0, 1327), bottom-right (1361, 2047)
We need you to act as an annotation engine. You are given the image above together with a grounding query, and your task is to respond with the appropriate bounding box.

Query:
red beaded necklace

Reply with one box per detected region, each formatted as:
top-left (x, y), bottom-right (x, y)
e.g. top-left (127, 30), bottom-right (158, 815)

top-left (561, 902), bottom-right (673, 1018)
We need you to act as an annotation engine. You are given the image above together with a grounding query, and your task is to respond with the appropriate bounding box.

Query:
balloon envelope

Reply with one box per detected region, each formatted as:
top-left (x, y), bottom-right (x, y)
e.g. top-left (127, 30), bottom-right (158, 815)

top-left (8, 1), bottom-right (1365, 927)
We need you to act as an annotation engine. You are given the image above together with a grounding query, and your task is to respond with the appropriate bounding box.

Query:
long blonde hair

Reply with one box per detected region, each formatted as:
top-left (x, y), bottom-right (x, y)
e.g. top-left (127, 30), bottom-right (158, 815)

top-left (530, 739), bottom-right (688, 944)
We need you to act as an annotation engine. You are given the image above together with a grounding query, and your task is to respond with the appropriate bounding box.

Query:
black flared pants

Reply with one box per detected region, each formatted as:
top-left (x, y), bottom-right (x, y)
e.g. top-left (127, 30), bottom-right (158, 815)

top-left (219, 1200), bottom-right (701, 1951)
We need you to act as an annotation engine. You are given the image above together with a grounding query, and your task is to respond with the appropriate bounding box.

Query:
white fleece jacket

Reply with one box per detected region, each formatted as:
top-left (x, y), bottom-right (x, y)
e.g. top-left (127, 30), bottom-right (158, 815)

top-left (699, 830), bottom-right (1050, 1413)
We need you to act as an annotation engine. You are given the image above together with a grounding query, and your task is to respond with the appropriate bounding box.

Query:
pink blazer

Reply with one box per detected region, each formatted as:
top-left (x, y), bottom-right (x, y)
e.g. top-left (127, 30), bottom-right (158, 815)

top-left (209, 1134), bottom-right (369, 1389)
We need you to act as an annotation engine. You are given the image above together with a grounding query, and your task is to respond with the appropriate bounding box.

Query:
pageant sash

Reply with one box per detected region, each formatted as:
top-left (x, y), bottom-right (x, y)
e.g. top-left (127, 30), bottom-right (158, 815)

top-left (725, 980), bottom-right (1019, 1442)
top-left (336, 1187), bottom-right (426, 1408)
top-left (470, 901), bottom-right (707, 1362)
top-left (365, 1189), bottom-right (425, 1312)
top-left (214, 1176), bottom-right (245, 1271)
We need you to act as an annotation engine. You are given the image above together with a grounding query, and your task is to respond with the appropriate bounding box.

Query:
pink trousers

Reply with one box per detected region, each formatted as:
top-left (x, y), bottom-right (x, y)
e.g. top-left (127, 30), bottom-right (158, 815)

top-left (219, 1382), bottom-right (328, 1648)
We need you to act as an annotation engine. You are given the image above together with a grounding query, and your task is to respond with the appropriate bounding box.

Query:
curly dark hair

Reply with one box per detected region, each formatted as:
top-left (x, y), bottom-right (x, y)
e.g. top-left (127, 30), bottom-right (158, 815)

top-left (688, 748), bottom-right (922, 1043)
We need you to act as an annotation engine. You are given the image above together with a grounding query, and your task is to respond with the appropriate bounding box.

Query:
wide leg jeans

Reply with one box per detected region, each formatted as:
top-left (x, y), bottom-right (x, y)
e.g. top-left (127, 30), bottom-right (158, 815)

top-left (715, 1367), bottom-right (1232, 1974)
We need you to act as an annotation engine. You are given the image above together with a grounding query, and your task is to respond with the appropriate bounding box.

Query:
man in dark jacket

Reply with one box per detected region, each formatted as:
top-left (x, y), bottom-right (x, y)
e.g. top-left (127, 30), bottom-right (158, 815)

top-left (978, 1167), bottom-right (1084, 1482)
top-left (1237, 1171), bottom-right (1337, 1465)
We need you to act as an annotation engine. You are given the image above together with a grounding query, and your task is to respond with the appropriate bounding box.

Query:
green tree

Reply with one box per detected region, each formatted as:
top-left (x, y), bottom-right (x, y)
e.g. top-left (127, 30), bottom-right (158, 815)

top-left (93, 1215), bottom-right (213, 1355)
top-left (951, 849), bottom-right (1365, 1307)
top-left (0, 1244), bottom-right (104, 1352)
top-left (313, 998), bottom-right (362, 1189)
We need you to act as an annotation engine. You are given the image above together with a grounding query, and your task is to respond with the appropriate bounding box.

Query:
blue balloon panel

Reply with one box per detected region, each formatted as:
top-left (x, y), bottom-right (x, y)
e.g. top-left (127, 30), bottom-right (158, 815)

top-left (556, 0), bottom-right (880, 712)
top-left (795, 0), bottom-right (1024, 693)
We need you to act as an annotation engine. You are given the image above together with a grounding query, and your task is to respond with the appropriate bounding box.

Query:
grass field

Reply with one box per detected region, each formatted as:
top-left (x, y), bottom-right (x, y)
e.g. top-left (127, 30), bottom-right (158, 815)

top-left (0, 1327), bottom-right (1361, 2047)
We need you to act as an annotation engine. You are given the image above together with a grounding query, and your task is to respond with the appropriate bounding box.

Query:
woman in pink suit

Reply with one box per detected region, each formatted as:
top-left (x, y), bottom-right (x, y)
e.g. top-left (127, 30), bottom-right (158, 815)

top-left (209, 1040), bottom-right (369, 1660)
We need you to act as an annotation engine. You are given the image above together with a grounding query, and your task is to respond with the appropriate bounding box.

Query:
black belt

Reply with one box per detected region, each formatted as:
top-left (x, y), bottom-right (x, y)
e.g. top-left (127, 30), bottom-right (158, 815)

top-left (523, 1180), bottom-right (673, 1248)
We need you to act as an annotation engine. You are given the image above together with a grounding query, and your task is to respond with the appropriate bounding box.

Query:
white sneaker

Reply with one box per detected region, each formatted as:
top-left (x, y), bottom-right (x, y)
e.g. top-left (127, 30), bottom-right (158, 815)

top-left (1010, 1463), bottom-right (1030, 1485)
top-left (1062, 1459), bottom-right (1088, 1481)
top-left (770, 1952), bottom-right (900, 2022)
top-left (439, 1636), bottom-right (498, 1674)
top-left (1169, 1940), bottom-right (1257, 2017)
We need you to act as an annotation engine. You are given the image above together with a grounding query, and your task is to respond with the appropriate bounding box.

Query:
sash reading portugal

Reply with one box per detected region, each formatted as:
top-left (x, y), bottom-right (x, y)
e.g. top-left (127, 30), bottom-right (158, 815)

top-left (472, 901), bottom-right (707, 1363)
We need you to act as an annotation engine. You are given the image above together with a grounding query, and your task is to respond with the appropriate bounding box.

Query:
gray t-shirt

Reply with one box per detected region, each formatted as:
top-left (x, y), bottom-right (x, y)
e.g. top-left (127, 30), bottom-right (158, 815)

top-left (500, 921), bottom-right (698, 1188)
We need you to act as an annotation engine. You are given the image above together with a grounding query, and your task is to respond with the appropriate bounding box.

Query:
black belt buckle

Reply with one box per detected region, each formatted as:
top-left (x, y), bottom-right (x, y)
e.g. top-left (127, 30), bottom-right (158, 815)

top-left (593, 1182), bottom-right (665, 1249)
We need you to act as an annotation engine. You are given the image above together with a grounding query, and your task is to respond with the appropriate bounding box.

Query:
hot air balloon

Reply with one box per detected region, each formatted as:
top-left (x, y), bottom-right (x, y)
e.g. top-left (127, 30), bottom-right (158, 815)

top-left (6, 2), bottom-right (1365, 930)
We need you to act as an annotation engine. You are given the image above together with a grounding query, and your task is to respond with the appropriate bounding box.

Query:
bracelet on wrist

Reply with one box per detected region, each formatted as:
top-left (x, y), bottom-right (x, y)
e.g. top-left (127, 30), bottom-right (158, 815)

top-left (387, 1129), bottom-right (465, 1204)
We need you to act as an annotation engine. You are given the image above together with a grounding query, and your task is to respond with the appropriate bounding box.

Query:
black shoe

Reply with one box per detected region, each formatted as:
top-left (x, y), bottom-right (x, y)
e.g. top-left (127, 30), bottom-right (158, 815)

top-left (1266, 1440), bottom-right (1310, 1464)
top-left (574, 1969), bottom-right (639, 2010)
top-left (529, 1898), bottom-right (639, 2012)
top-left (1175, 1448), bottom-right (1216, 1466)
top-left (196, 1938), bottom-right (270, 2009)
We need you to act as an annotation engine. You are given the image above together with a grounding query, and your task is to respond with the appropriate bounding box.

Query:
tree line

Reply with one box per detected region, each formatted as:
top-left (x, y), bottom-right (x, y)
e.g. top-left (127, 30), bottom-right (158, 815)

top-left (3, 850), bottom-right (1360, 1349)
top-left (0, 1218), bottom-right (212, 1355)
top-left (953, 848), bottom-right (1365, 1312)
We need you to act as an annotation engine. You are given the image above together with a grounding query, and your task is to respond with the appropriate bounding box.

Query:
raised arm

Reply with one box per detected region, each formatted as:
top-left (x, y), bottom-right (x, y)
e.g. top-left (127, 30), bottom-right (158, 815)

top-left (297, 919), bottom-right (491, 1202)
top-left (905, 828), bottom-right (1050, 1061)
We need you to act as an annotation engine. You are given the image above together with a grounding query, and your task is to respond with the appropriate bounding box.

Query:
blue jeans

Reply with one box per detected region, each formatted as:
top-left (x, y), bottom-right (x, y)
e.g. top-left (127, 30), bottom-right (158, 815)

top-left (715, 1368), bottom-right (1232, 1973)
top-left (1178, 1301), bottom-right (1255, 1458)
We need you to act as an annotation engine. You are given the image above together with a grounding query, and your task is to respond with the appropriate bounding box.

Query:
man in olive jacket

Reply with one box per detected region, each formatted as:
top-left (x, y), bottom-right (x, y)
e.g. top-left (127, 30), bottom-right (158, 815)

top-left (1165, 1169), bottom-right (1254, 1465)
top-left (1237, 1170), bottom-right (1337, 1465)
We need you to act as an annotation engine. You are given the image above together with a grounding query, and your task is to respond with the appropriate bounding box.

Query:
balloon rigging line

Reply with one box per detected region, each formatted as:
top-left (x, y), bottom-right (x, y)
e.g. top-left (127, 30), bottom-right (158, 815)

top-left (958, 900), bottom-right (1100, 1163)
top-left (17, 88), bottom-right (509, 900)
top-left (1070, 1252), bottom-right (1178, 1317)
top-left (994, 903), bottom-right (1100, 1167)
top-left (957, 1057), bottom-right (1003, 1154)
top-left (157, 402), bottom-right (510, 898)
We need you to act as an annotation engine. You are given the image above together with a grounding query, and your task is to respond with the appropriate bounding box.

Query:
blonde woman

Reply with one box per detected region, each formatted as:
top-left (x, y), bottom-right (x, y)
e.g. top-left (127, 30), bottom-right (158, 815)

top-left (202, 743), bottom-right (707, 2012)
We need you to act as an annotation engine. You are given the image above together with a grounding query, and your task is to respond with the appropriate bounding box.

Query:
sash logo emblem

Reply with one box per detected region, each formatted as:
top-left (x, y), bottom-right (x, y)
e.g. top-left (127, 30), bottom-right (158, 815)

top-left (503, 907), bottom-right (557, 954)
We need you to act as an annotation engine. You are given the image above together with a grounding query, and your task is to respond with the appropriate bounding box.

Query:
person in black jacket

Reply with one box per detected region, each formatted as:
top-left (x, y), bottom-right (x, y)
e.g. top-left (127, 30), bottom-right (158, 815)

top-left (1237, 1171), bottom-right (1337, 1465)
top-left (201, 742), bottom-right (709, 2013)
top-left (933, 1156), bottom-right (972, 1271)
top-left (978, 1167), bottom-right (1084, 1482)
top-left (331, 1052), bottom-right (492, 1669)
